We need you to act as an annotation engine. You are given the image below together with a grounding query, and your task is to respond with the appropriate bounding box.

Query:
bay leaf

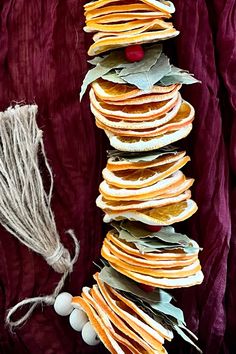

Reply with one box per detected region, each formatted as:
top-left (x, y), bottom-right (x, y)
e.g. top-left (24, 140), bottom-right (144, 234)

top-left (173, 325), bottom-right (202, 353)
top-left (99, 266), bottom-right (172, 303)
top-left (151, 302), bottom-right (185, 324)
top-left (160, 65), bottom-right (201, 85)
top-left (107, 149), bottom-right (178, 163)
top-left (119, 44), bottom-right (162, 76)
top-left (102, 71), bottom-right (126, 84)
top-left (80, 51), bottom-right (126, 99)
top-left (120, 53), bottom-right (171, 91)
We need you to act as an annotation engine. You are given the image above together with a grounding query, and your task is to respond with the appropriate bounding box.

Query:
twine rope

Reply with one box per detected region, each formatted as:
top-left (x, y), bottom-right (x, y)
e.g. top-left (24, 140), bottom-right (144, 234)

top-left (0, 105), bottom-right (80, 329)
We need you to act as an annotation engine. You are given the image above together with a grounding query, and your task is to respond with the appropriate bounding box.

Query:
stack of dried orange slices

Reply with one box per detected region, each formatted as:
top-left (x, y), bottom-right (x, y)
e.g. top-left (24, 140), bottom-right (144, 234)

top-left (101, 222), bottom-right (204, 289)
top-left (71, 267), bottom-right (202, 353)
top-left (84, 0), bottom-right (179, 56)
top-left (97, 148), bottom-right (197, 225)
top-left (71, 0), bottom-right (204, 353)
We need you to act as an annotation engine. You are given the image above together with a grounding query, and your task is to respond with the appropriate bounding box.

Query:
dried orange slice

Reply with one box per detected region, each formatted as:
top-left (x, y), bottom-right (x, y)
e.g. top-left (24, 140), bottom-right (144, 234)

top-left (94, 273), bottom-right (167, 352)
top-left (97, 190), bottom-right (191, 212)
top-left (88, 28), bottom-right (179, 55)
top-left (85, 18), bottom-right (173, 33)
top-left (85, 4), bottom-right (159, 20)
top-left (71, 296), bottom-right (117, 354)
top-left (107, 150), bottom-right (186, 171)
top-left (92, 79), bottom-right (178, 102)
top-left (107, 230), bottom-right (200, 260)
top-left (103, 199), bottom-right (198, 225)
top-left (104, 89), bottom-right (181, 107)
top-left (90, 284), bottom-right (157, 354)
top-left (107, 285), bottom-right (173, 341)
top-left (96, 101), bottom-right (194, 137)
top-left (99, 170), bottom-right (186, 200)
top-left (95, 102), bottom-right (194, 137)
top-left (81, 286), bottom-right (142, 354)
top-left (85, 0), bottom-right (175, 14)
top-left (92, 100), bottom-right (182, 131)
top-left (89, 11), bottom-right (171, 24)
top-left (102, 155), bottom-right (190, 188)
top-left (110, 262), bottom-right (204, 288)
top-left (102, 236), bottom-right (199, 267)
top-left (104, 250), bottom-right (201, 278)
top-left (90, 89), bottom-right (181, 122)
top-left (142, 0), bottom-right (175, 13)
top-left (91, 17), bottom-right (175, 43)
top-left (105, 124), bottom-right (193, 151)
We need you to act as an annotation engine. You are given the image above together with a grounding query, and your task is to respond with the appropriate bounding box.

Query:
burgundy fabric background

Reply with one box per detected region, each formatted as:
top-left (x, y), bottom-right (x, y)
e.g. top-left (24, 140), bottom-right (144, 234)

top-left (0, 1), bottom-right (235, 353)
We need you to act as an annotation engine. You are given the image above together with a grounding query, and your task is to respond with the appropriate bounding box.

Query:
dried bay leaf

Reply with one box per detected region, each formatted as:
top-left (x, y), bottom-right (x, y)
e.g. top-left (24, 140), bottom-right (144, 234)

top-left (99, 266), bottom-right (172, 303)
top-left (120, 53), bottom-right (171, 91)
top-left (160, 65), bottom-right (201, 85)
top-left (119, 44), bottom-right (162, 76)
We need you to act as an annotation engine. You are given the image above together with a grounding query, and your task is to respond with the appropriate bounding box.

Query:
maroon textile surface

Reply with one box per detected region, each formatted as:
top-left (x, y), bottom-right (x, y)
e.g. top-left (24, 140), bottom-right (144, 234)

top-left (0, 1), bottom-right (235, 353)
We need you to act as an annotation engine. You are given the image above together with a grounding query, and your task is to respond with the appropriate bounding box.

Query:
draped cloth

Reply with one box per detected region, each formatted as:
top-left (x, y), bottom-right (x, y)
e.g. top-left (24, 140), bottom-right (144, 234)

top-left (0, 1), bottom-right (235, 353)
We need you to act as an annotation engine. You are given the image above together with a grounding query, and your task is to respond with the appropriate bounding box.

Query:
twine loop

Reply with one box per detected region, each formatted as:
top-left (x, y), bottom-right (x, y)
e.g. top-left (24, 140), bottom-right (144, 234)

top-left (6, 229), bottom-right (80, 330)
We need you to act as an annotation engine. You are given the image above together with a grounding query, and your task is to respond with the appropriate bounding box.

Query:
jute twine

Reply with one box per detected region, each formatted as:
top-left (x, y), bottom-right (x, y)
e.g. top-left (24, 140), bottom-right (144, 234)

top-left (0, 105), bottom-right (79, 329)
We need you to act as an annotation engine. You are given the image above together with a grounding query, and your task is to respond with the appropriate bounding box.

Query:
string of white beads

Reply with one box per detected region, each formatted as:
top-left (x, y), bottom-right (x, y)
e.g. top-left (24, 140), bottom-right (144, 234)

top-left (54, 292), bottom-right (100, 346)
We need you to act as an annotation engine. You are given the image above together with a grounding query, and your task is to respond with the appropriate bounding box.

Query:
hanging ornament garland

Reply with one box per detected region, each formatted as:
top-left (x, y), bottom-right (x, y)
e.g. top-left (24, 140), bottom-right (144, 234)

top-left (71, 0), bottom-right (204, 352)
top-left (0, 1), bottom-right (204, 353)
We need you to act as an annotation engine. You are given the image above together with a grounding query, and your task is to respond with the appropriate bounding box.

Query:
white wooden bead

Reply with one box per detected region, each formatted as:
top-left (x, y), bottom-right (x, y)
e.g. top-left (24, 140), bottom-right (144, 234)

top-left (54, 292), bottom-right (73, 316)
top-left (69, 309), bottom-right (88, 332)
top-left (82, 321), bottom-right (100, 346)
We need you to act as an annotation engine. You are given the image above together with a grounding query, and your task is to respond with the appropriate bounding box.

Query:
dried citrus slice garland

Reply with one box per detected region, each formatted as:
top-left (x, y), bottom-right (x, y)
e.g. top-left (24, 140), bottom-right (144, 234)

top-left (52, 1), bottom-right (203, 352)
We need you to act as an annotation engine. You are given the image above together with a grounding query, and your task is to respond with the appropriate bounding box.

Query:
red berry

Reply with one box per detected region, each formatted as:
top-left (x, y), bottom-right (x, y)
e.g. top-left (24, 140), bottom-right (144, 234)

top-left (144, 225), bottom-right (162, 233)
top-left (125, 45), bottom-right (144, 62)
top-left (139, 284), bottom-right (156, 293)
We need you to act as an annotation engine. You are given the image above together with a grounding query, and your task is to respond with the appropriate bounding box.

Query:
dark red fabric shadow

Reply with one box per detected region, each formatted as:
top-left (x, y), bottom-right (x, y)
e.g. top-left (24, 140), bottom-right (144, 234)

top-left (0, 1), bottom-right (235, 353)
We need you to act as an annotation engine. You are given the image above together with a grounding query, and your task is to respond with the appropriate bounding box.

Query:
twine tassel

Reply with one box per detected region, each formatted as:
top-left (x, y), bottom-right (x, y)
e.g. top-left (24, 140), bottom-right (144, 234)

top-left (0, 105), bottom-right (79, 328)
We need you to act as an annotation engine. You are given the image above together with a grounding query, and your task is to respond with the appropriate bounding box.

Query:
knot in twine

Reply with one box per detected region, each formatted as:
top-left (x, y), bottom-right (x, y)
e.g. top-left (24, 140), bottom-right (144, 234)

top-left (6, 229), bottom-right (80, 330)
